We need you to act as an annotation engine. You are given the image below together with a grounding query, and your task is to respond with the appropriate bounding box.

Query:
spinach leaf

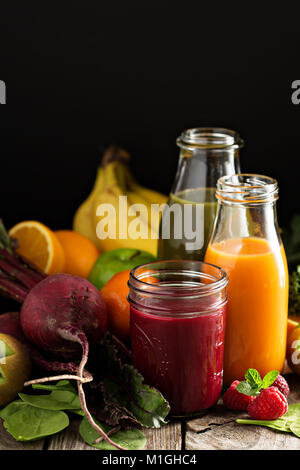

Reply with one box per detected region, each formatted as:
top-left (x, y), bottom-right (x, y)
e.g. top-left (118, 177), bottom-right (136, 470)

top-left (290, 422), bottom-right (300, 438)
top-left (237, 404), bottom-right (300, 437)
top-left (2, 404), bottom-right (69, 441)
top-left (18, 379), bottom-right (81, 411)
top-left (0, 400), bottom-right (27, 420)
top-left (79, 416), bottom-right (146, 450)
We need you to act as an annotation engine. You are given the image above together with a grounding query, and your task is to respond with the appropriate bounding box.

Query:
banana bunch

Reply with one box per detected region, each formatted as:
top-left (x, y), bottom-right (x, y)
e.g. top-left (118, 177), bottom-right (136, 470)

top-left (73, 146), bottom-right (167, 256)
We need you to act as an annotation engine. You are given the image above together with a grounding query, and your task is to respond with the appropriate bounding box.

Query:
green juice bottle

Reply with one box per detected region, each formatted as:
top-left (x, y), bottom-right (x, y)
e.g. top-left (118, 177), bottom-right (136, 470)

top-left (158, 128), bottom-right (243, 261)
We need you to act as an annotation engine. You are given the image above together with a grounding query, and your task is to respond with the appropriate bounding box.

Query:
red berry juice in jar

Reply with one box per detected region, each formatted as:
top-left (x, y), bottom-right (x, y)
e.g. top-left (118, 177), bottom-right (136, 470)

top-left (128, 260), bottom-right (228, 416)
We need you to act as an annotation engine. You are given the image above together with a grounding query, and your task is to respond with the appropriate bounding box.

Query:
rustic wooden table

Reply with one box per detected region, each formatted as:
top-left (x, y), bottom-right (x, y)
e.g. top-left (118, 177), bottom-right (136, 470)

top-left (1, 374), bottom-right (299, 451)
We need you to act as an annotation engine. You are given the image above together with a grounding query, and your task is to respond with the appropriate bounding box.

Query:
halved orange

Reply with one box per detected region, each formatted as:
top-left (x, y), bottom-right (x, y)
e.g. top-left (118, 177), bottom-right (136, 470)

top-left (9, 221), bottom-right (65, 275)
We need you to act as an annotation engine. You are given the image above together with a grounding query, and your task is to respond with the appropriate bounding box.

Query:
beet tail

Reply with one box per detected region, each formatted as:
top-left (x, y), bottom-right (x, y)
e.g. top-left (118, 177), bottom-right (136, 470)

top-left (24, 325), bottom-right (126, 450)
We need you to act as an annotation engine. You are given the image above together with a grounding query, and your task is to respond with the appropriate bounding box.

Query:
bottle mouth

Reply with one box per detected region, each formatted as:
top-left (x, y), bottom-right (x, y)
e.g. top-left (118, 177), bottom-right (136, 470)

top-left (176, 127), bottom-right (244, 151)
top-left (216, 174), bottom-right (279, 205)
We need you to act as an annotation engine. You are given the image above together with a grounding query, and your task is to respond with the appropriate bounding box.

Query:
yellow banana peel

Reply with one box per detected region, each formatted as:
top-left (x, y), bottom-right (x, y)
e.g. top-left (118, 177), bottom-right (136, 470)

top-left (72, 146), bottom-right (167, 256)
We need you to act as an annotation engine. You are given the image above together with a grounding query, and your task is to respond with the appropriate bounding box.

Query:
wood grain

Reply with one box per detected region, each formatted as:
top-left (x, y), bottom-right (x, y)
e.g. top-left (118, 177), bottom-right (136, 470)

top-left (143, 421), bottom-right (182, 450)
top-left (46, 417), bottom-right (96, 450)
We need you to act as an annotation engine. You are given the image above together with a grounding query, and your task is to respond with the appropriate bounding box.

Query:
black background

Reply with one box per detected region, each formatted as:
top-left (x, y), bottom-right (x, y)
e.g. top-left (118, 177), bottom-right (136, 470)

top-left (0, 1), bottom-right (299, 231)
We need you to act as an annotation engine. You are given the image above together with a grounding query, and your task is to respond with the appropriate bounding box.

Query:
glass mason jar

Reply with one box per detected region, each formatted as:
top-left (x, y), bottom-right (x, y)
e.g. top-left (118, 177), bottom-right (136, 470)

top-left (204, 174), bottom-right (289, 385)
top-left (128, 260), bottom-right (228, 416)
top-left (157, 127), bottom-right (243, 261)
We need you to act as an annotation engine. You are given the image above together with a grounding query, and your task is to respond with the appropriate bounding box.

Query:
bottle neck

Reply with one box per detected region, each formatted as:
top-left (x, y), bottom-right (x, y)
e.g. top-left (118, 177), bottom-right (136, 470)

top-left (211, 174), bottom-right (281, 246)
top-left (172, 128), bottom-right (243, 195)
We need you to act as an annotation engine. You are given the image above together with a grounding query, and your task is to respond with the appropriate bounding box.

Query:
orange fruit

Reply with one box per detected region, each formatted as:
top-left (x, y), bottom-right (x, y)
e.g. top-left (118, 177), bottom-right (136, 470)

top-left (9, 221), bottom-right (65, 275)
top-left (55, 230), bottom-right (100, 279)
top-left (100, 269), bottom-right (130, 342)
top-left (287, 318), bottom-right (299, 339)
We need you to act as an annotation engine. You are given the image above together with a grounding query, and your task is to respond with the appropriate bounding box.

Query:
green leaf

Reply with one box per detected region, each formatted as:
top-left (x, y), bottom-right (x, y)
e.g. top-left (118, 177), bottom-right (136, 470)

top-left (290, 422), bottom-right (300, 438)
top-left (0, 400), bottom-right (27, 420)
top-left (18, 392), bottom-right (81, 411)
top-left (237, 403), bottom-right (300, 438)
top-left (245, 369), bottom-right (262, 389)
top-left (32, 380), bottom-right (77, 393)
top-left (261, 370), bottom-right (279, 389)
top-left (79, 416), bottom-right (146, 450)
top-left (236, 418), bottom-right (291, 432)
top-left (19, 379), bottom-right (81, 411)
top-left (236, 381), bottom-right (258, 396)
top-left (2, 404), bottom-right (69, 441)
top-left (99, 339), bottom-right (170, 428)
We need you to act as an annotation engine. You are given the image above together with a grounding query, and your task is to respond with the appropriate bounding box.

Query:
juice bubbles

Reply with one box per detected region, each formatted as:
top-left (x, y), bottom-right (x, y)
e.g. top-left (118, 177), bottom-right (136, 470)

top-left (205, 174), bottom-right (289, 385)
top-left (128, 260), bottom-right (228, 415)
top-left (205, 238), bottom-right (288, 385)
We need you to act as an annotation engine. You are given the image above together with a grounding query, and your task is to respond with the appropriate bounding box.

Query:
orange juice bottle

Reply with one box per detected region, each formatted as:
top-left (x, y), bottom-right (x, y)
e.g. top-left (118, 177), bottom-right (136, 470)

top-left (204, 174), bottom-right (289, 385)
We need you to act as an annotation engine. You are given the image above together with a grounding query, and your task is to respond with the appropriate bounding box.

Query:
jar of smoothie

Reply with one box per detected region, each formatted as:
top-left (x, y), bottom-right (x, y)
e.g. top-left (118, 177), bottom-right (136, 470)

top-left (157, 127), bottom-right (243, 261)
top-left (204, 174), bottom-right (289, 385)
top-left (128, 260), bottom-right (228, 416)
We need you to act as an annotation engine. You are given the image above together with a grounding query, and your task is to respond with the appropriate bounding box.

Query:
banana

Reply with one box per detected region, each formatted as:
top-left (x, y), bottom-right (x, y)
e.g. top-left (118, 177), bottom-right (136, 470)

top-left (73, 146), bottom-right (167, 256)
top-left (72, 166), bottom-right (105, 246)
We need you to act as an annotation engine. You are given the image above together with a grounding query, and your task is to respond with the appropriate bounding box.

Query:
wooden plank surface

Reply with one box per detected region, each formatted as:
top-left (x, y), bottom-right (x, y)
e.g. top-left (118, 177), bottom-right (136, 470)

top-left (46, 418), bottom-right (182, 450)
top-left (185, 374), bottom-right (300, 450)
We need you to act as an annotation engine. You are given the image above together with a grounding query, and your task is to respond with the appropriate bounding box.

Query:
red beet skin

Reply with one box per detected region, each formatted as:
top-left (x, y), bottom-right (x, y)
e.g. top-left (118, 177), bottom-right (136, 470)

top-left (20, 273), bottom-right (107, 357)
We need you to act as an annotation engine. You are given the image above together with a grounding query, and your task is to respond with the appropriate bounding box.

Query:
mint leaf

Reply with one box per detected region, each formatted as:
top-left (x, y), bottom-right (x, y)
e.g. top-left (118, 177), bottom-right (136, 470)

top-left (245, 369), bottom-right (263, 389)
top-left (236, 381), bottom-right (258, 396)
top-left (261, 370), bottom-right (279, 389)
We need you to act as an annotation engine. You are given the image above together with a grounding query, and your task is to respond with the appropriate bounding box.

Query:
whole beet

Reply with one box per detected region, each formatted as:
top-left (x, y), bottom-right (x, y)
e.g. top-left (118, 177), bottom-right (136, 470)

top-left (19, 274), bottom-right (124, 449)
top-left (20, 273), bottom-right (107, 357)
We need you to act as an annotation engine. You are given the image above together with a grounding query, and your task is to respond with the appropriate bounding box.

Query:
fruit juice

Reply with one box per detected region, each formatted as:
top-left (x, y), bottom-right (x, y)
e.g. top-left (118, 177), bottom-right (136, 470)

top-left (130, 301), bottom-right (226, 415)
top-left (205, 237), bottom-right (289, 385)
top-left (157, 188), bottom-right (217, 261)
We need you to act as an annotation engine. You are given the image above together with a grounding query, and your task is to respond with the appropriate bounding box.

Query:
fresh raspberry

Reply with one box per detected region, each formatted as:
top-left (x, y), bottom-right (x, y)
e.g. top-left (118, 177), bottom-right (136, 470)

top-left (247, 386), bottom-right (288, 420)
top-left (270, 374), bottom-right (290, 397)
top-left (223, 380), bottom-right (255, 411)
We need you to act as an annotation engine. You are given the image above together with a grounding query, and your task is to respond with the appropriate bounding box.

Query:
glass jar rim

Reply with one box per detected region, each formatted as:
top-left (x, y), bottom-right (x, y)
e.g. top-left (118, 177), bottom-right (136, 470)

top-left (216, 173), bottom-right (279, 204)
top-left (176, 127), bottom-right (244, 151)
top-left (128, 259), bottom-right (228, 299)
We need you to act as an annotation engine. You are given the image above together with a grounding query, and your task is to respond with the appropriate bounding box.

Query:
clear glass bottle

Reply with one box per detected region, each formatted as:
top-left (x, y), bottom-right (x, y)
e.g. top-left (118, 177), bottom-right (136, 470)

top-left (128, 260), bottom-right (228, 416)
top-left (157, 127), bottom-right (243, 261)
top-left (204, 174), bottom-right (289, 385)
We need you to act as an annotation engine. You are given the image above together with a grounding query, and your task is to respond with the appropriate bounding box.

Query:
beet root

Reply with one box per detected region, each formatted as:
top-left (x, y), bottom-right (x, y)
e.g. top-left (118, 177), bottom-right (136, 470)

top-left (20, 273), bottom-right (107, 357)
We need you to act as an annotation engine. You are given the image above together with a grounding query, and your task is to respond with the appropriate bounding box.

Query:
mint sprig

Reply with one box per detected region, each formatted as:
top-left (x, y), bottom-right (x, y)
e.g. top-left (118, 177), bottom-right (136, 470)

top-left (236, 368), bottom-right (279, 396)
